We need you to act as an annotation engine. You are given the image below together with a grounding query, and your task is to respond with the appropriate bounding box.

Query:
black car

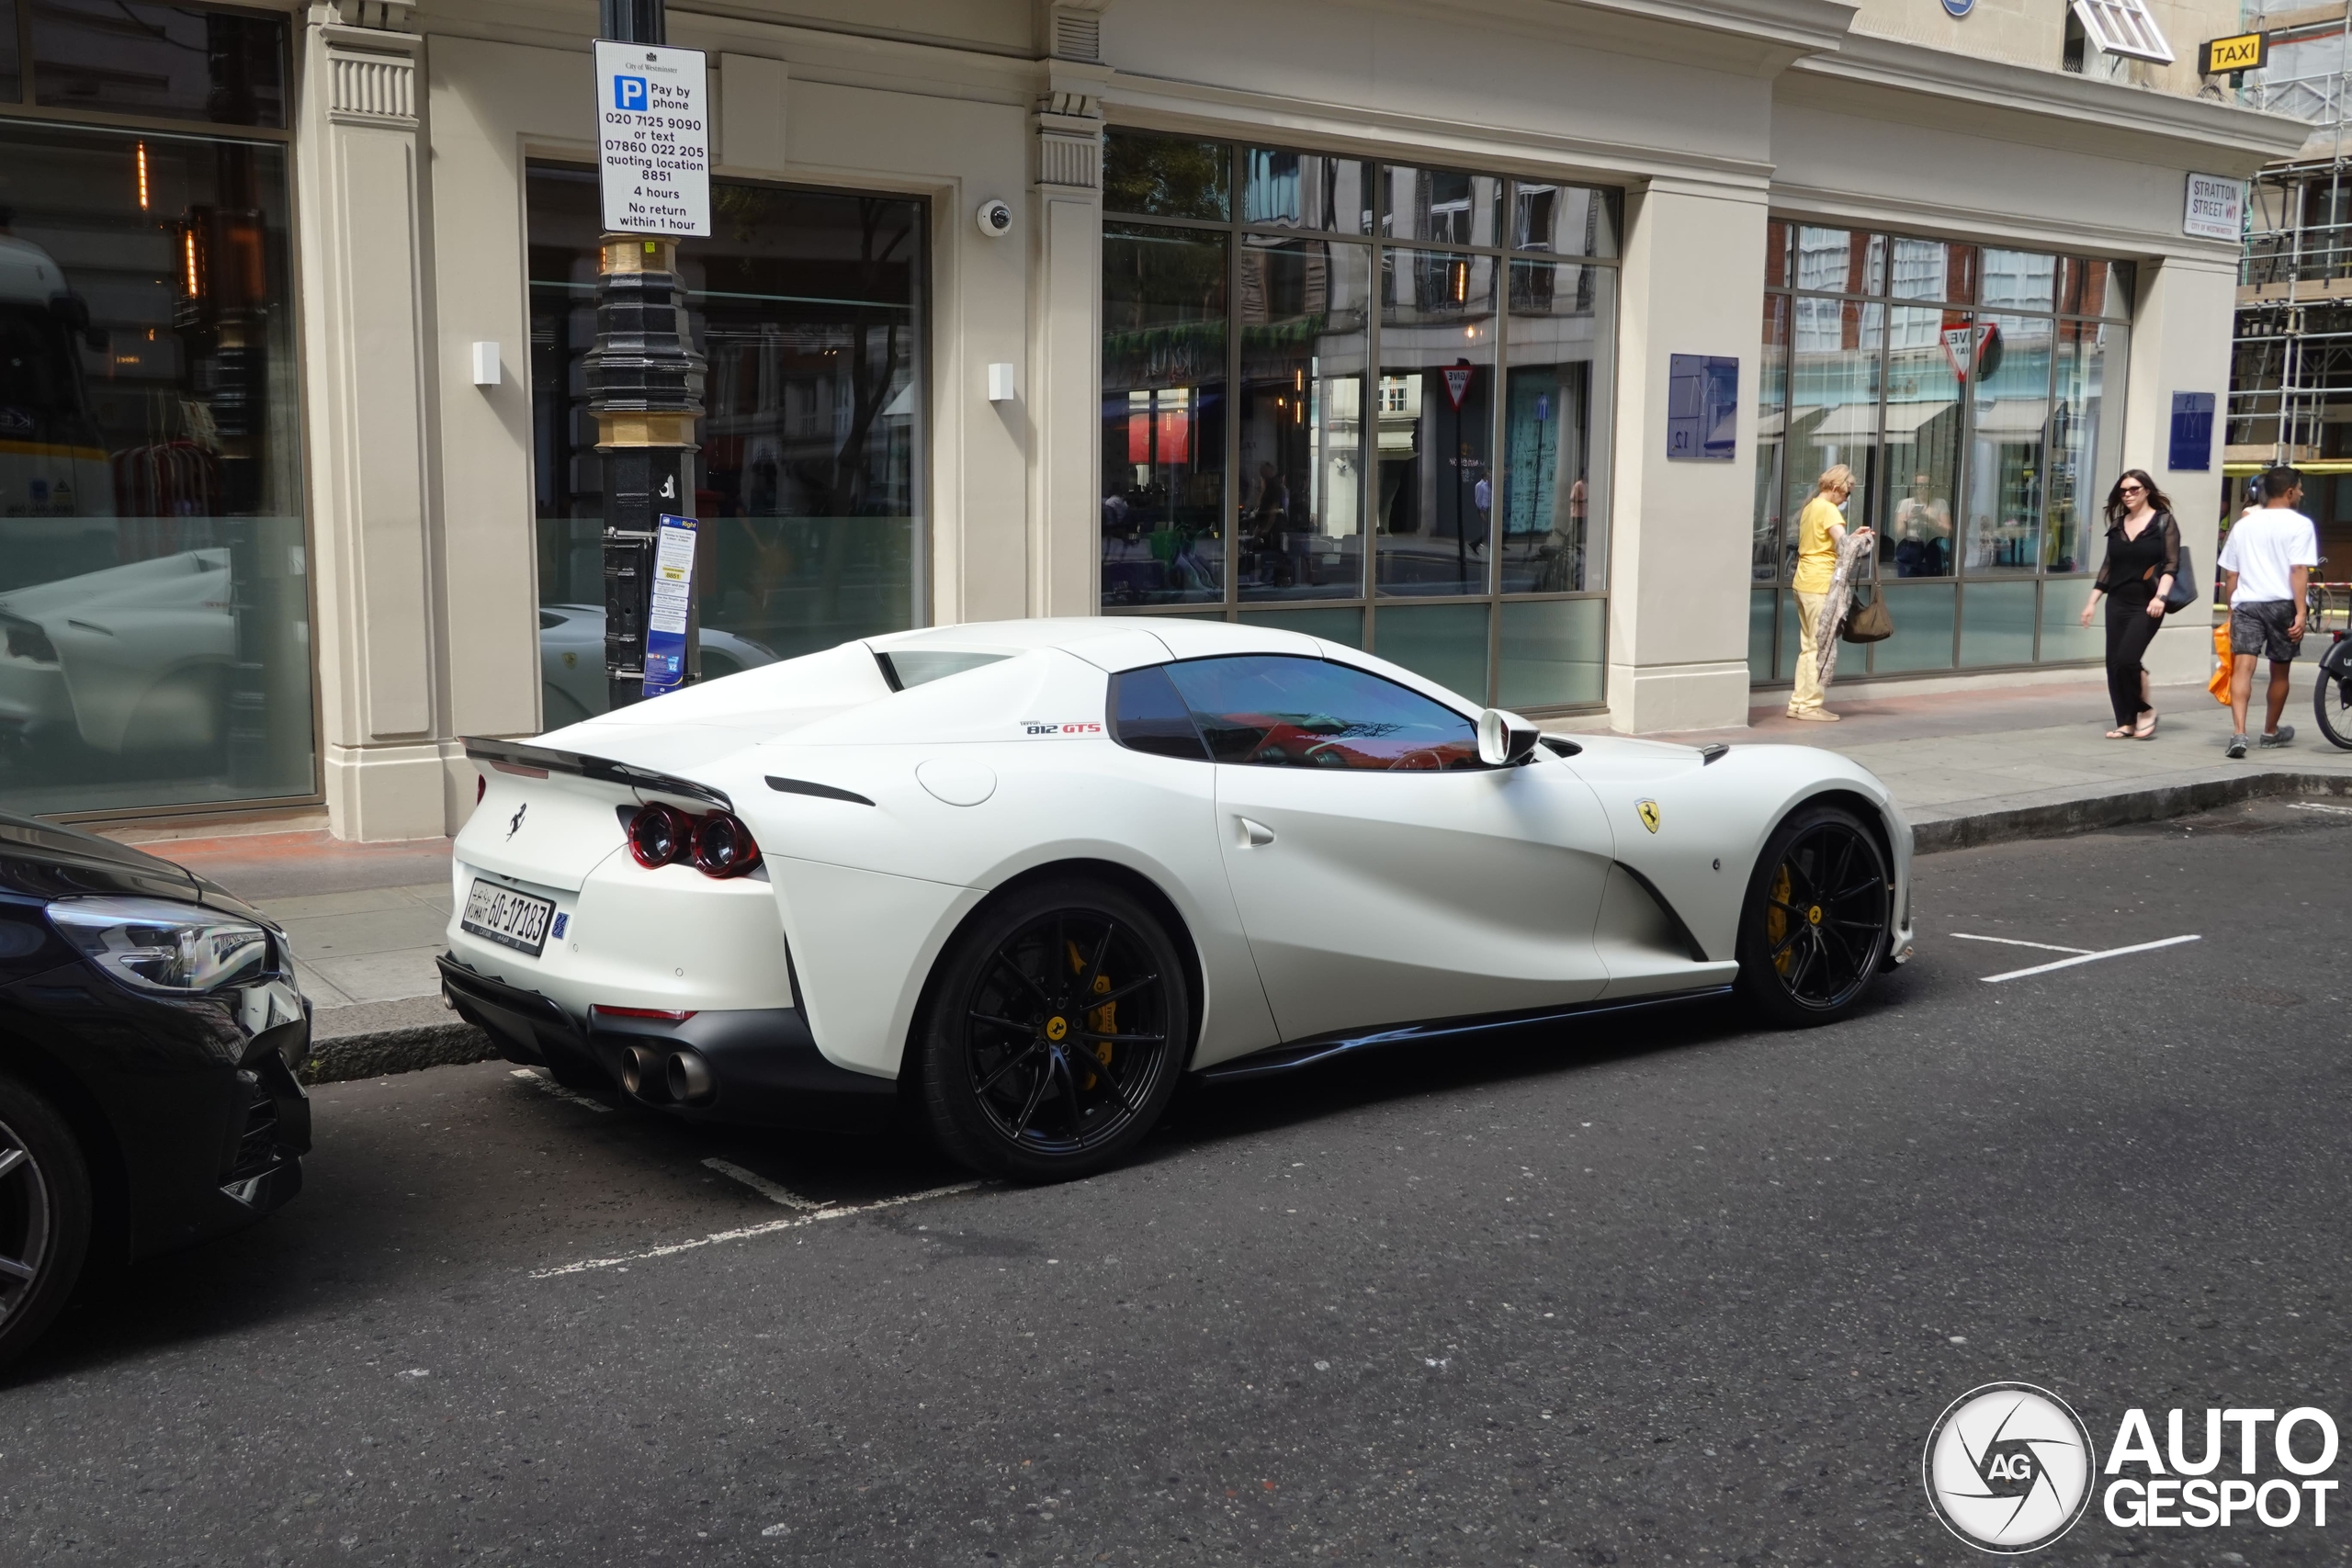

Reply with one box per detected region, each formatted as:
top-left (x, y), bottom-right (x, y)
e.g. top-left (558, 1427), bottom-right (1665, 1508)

top-left (0, 812), bottom-right (310, 1371)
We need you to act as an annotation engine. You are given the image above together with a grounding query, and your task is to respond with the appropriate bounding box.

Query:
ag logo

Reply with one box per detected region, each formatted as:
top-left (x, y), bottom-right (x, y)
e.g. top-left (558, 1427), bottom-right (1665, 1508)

top-left (1923, 1382), bottom-right (2096, 1554)
top-left (1636, 800), bottom-right (1661, 834)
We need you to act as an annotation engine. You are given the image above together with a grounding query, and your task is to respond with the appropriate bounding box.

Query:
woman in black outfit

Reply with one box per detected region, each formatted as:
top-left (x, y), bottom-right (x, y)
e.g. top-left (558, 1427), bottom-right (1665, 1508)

top-left (2077, 468), bottom-right (2181, 739)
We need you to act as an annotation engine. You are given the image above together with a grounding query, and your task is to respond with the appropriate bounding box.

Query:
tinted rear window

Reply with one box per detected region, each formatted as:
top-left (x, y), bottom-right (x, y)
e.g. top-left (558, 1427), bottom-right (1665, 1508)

top-left (1109, 665), bottom-right (1210, 761)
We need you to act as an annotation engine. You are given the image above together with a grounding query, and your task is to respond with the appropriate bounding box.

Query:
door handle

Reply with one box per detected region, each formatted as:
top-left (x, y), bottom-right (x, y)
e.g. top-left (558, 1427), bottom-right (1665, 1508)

top-left (1235, 817), bottom-right (1276, 848)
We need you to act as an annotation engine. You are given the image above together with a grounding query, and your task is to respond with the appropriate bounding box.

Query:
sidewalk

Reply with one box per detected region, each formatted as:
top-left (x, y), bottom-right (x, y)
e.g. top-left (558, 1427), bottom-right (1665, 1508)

top-left (119, 674), bottom-right (2352, 1082)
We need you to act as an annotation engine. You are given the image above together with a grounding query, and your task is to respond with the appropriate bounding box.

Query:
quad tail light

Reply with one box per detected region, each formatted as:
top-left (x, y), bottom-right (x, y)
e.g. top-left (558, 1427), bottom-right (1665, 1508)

top-left (626, 802), bottom-right (762, 878)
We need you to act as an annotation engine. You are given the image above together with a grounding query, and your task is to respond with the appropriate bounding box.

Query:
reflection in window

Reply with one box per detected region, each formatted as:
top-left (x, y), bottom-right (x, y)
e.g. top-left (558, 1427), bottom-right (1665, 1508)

top-left (1979, 249), bottom-right (2057, 311)
top-left (1793, 226), bottom-right (1883, 296)
top-left (1161, 654), bottom-right (1480, 770)
top-left (2047, 318), bottom-right (2121, 575)
top-left (0, 121), bottom-right (310, 816)
top-left (1784, 299), bottom-right (1884, 569)
top-left (1381, 165), bottom-right (1501, 248)
top-left (1512, 184), bottom-right (1618, 257)
top-left (1754, 293), bottom-right (1789, 581)
top-left (1238, 238), bottom-right (1370, 601)
top-left (32, 1), bottom-right (288, 127)
top-left (1963, 314), bottom-right (2053, 576)
top-left (1880, 307), bottom-right (1962, 579)
top-left (527, 169), bottom-right (925, 722)
top-left (1243, 148), bottom-right (1370, 234)
top-left (1102, 222), bottom-right (1228, 607)
top-left (1103, 134), bottom-right (1229, 221)
top-left (1887, 237), bottom-right (1975, 306)
top-left (1501, 262), bottom-right (1613, 592)
top-left (1378, 251), bottom-right (1495, 595)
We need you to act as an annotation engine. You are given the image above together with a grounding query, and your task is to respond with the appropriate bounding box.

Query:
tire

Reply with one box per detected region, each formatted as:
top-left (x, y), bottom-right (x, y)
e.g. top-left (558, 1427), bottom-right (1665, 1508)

top-left (917, 879), bottom-right (1191, 1182)
top-left (2315, 660), bottom-right (2352, 751)
top-left (0, 1074), bottom-right (93, 1374)
top-left (1735, 804), bottom-right (1893, 1028)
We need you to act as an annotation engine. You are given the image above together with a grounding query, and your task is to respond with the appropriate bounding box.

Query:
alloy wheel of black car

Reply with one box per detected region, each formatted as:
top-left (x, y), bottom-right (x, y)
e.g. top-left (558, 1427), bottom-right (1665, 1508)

top-left (920, 881), bottom-right (1189, 1181)
top-left (1736, 806), bottom-right (1891, 1027)
top-left (0, 1076), bottom-right (92, 1372)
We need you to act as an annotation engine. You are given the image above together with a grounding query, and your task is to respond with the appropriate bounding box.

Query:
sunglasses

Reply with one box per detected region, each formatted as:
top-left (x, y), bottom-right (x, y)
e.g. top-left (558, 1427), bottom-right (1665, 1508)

top-left (2117, 483), bottom-right (2145, 494)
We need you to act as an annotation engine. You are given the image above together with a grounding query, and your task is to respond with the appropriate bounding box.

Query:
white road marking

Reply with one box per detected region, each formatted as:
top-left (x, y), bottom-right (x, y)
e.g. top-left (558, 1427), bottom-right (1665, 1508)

top-left (702, 1156), bottom-right (824, 1211)
top-left (1950, 932), bottom-right (2094, 955)
top-left (1979, 933), bottom-right (2200, 984)
top-left (530, 1182), bottom-right (985, 1280)
top-left (2288, 801), bottom-right (2352, 818)
top-left (510, 1066), bottom-right (612, 1113)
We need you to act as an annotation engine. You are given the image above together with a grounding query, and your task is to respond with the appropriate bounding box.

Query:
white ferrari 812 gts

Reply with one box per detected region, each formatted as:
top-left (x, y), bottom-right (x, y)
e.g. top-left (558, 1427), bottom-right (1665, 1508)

top-left (441, 618), bottom-right (1914, 1179)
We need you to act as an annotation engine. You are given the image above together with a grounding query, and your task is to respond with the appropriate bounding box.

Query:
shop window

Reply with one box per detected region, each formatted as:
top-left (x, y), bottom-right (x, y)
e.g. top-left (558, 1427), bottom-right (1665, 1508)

top-left (0, 119), bottom-right (310, 818)
top-left (526, 167), bottom-right (925, 724)
top-left (28, 1), bottom-right (288, 128)
top-left (1101, 130), bottom-right (1620, 711)
top-left (1752, 221), bottom-right (2132, 682)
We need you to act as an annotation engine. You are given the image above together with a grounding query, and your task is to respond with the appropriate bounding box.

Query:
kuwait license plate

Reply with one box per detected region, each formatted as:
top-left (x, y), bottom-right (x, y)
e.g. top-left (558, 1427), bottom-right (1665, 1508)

top-left (461, 878), bottom-right (556, 956)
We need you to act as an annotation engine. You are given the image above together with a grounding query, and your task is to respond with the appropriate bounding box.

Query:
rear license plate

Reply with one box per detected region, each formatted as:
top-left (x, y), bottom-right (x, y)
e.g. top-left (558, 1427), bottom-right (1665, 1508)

top-left (460, 878), bottom-right (556, 957)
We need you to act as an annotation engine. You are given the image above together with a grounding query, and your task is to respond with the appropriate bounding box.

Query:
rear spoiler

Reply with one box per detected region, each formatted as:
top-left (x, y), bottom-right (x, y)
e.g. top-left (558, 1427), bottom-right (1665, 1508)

top-left (461, 736), bottom-right (732, 811)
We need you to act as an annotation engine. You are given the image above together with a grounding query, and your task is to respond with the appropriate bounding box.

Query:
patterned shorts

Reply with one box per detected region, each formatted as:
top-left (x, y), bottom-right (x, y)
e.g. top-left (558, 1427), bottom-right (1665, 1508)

top-left (2230, 600), bottom-right (2302, 662)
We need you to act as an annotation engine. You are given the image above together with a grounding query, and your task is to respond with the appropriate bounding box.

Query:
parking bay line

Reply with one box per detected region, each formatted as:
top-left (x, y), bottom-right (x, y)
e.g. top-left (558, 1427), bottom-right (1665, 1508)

top-left (1973, 933), bottom-right (2200, 985)
top-left (510, 1066), bottom-right (612, 1113)
top-left (529, 1182), bottom-right (985, 1280)
top-left (2289, 801), bottom-right (2352, 818)
top-left (1950, 933), bottom-right (2095, 955)
top-left (703, 1156), bottom-right (825, 1211)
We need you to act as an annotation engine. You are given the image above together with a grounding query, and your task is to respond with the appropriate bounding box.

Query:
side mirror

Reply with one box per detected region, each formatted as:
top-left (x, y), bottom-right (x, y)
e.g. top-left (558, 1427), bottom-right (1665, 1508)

top-left (1476, 707), bottom-right (1541, 767)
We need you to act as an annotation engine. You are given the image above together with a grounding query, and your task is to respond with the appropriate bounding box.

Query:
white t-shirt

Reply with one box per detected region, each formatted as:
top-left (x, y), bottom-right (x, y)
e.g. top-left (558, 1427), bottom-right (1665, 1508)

top-left (2219, 507), bottom-right (2320, 605)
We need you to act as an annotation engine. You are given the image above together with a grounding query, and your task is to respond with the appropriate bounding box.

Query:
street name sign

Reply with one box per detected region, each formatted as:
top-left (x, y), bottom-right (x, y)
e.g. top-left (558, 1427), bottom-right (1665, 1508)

top-left (2182, 173), bottom-right (2244, 242)
top-left (594, 40), bottom-right (710, 237)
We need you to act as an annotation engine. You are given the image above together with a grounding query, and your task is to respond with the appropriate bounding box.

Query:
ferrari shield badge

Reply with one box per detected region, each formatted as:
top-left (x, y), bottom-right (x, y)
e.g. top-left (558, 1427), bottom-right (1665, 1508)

top-left (1637, 800), bottom-right (1661, 834)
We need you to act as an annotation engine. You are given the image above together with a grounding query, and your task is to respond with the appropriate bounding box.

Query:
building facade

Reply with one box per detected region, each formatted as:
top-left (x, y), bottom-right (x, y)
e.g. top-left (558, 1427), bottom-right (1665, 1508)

top-left (0, 0), bottom-right (2301, 840)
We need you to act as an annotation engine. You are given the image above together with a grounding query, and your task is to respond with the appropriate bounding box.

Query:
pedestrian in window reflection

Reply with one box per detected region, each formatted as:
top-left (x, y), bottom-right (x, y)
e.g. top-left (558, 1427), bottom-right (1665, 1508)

top-left (1787, 464), bottom-right (1872, 722)
top-left (2077, 468), bottom-right (2178, 740)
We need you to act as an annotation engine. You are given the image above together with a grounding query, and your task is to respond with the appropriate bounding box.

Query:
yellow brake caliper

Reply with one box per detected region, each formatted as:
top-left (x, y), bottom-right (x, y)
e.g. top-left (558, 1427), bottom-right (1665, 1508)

top-left (1067, 941), bottom-right (1116, 1089)
top-left (1768, 863), bottom-right (1793, 976)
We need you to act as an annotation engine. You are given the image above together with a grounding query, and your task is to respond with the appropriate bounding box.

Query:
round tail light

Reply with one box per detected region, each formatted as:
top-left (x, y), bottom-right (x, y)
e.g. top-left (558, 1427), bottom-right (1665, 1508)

top-left (627, 802), bottom-right (693, 868)
top-left (692, 811), bottom-right (762, 877)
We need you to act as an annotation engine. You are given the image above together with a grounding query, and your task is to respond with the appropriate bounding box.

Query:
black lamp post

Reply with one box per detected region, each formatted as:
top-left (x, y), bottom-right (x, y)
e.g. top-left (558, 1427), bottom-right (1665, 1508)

top-left (585, 0), bottom-right (705, 710)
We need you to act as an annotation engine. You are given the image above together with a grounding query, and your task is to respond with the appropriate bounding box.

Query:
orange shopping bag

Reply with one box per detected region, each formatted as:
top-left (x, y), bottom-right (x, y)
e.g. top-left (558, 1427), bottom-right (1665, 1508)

top-left (2209, 622), bottom-right (2233, 704)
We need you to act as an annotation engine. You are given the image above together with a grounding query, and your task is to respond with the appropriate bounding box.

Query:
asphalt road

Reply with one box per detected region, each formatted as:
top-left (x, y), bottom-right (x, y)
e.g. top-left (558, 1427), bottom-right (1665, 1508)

top-left (5, 801), bottom-right (2350, 1565)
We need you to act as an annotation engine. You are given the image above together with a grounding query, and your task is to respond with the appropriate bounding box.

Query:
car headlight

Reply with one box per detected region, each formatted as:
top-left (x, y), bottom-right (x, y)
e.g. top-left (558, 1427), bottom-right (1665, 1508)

top-left (45, 897), bottom-right (277, 995)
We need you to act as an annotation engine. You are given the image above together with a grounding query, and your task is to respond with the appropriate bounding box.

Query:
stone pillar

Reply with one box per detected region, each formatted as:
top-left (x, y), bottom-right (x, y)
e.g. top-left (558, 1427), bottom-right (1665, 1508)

top-left (1030, 5), bottom-right (1109, 618)
top-left (2120, 254), bottom-right (2237, 686)
top-left (297, 0), bottom-right (444, 839)
top-left (1605, 174), bottom-right (1772, 733)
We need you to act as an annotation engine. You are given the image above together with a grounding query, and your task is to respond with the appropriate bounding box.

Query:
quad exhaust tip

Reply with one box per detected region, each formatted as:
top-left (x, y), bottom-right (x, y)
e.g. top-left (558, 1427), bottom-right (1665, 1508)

top-left (619, 1045), bottom-right (662, 1098)
top-left (666, 1049), bottom-right (715, 1104)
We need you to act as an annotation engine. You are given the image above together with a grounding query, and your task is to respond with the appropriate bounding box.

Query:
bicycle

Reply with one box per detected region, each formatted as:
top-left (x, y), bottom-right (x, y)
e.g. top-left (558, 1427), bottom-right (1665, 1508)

top-left (2312, 581), bottom-right (2352, 750)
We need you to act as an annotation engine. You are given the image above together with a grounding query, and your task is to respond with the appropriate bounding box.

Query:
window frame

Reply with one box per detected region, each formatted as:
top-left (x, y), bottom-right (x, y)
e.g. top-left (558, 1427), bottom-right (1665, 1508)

top-left (1752, 220), bottom-right (2131, 683)
top-left (1111, 653), bottom-right (1492, 773)
top-left (1099, 131), bottom-right (1622, 716)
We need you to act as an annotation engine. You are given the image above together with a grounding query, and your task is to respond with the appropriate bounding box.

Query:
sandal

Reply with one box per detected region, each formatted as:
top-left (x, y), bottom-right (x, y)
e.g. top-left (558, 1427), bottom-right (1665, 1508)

top-left (2133, 712), bottom-right (2159, 740)
top-left (2105, 727), bottom-right (2135, 739)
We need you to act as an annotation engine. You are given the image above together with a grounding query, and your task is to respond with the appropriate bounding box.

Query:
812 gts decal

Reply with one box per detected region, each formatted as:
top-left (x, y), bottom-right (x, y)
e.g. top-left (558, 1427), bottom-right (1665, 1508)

top-left (1022, 721), bottom-right (1104, 738)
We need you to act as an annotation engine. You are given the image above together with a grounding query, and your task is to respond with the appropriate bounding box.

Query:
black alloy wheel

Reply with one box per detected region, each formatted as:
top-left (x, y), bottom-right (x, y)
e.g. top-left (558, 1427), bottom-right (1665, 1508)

top-left (2315, 659), bottom-right (2352, 750)
top-left (1736, 804), bottom-right (1893, 1027)
top-left (0, 1075), bottom-right (92, 1372)
top-left (919, 880), bottom-right (1190, 1181)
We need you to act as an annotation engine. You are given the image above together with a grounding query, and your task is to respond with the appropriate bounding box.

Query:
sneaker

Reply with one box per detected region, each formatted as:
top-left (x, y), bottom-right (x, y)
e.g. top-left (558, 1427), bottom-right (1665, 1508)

top-left (2226, 733), bottom-right (2248, 758)
top-left (2260, 725), bottom-right (2296, 748)
top-left (1788, 709), bottom-right (1841, 722)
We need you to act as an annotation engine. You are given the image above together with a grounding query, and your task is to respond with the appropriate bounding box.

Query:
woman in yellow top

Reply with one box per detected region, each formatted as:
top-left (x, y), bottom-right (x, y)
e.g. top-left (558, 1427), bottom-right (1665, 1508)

top-left (1788, 464), bottom-right (1872, 720)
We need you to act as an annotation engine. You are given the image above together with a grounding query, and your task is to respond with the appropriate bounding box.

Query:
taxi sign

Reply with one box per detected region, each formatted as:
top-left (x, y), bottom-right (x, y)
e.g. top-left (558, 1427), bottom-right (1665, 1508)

top-left (2199, 31), bottom-right (2266, 75)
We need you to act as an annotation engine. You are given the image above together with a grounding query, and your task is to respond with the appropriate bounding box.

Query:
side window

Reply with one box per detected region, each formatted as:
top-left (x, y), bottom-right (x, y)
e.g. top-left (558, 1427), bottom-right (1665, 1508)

top-left (1160, 655), bottom-right (1481, 771)
top-left (1110, 665), bottom-right (1212, 761)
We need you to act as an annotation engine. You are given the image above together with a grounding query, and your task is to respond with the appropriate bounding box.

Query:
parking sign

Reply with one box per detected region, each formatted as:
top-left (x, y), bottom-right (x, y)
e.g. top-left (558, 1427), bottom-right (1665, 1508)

top-left (593, 41), bottom-right (709, 237)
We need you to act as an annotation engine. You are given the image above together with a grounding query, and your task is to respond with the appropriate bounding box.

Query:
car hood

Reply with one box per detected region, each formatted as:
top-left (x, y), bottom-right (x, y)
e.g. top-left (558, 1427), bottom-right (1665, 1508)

top-left (0, 809), bottom-right (264, 916)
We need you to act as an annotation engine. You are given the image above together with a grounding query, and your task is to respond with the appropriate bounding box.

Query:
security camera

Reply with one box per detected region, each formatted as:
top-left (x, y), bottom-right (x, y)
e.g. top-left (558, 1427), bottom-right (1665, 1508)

top-left (976, 198), bottom-right (1013, 238)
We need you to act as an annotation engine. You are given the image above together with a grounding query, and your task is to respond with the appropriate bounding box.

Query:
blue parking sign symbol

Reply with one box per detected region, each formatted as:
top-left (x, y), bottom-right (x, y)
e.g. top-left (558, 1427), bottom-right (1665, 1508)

top-left (614, 74), bottom-right (648, 111)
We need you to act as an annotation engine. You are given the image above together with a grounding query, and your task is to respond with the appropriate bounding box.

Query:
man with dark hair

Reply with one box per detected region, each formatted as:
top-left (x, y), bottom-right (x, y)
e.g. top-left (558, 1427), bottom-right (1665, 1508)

top-left (2218, 465), bottom-right (2321, 757)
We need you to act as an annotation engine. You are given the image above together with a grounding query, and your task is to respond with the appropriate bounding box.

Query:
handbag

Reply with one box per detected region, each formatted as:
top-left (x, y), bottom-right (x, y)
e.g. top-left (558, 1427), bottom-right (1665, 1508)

top-left (1841, 592), bottom-right (1894, 643)
top-left (2163, 542), bottom-right (2199, 615)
